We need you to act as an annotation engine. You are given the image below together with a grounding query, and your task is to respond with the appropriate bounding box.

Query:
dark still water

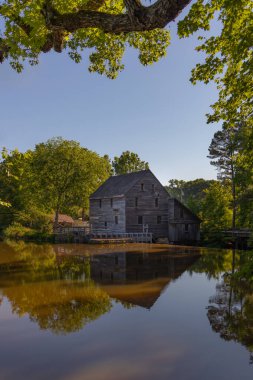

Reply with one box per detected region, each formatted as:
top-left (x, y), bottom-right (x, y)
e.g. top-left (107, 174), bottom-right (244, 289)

top-left (0, 242), bottom-right (252, 380)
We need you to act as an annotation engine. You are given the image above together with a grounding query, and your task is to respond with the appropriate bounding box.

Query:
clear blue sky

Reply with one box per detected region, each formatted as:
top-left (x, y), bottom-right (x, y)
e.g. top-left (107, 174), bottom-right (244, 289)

top-left (0, 4), bottom-right (220, 185)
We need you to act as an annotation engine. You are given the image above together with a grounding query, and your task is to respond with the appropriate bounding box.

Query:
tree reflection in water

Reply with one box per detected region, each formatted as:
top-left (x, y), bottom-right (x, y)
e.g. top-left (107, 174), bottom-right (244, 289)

top-left (4, 281), bottom-right (112, 335)
top-left (0, 241), bottom-right (112, 334)
top-left (204, 250), bottom-right (253, 363)
top-left (0, 241), bottom-right (200, 334)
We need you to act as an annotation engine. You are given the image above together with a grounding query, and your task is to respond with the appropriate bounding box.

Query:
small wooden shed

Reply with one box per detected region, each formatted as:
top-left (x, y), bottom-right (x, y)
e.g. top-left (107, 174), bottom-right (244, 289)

top-left (53, 214), bottom-right (74, 229)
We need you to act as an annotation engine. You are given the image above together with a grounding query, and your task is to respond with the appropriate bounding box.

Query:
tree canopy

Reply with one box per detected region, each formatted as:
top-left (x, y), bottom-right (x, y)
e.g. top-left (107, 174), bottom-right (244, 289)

top-left (208, 125), bottom-right (240, 229)
top-left (0, 0), bottom-right (252, 137)
top-left (0, 0), bottom-right (190, 77)
top-left (0, 137), bottom-right (112, 233)
top-left (112, 150), bottom-right (149, 175)
top-left (31, 137), bottom-right (111, 228)
top-left (178, 0), bottom-right (253, 128)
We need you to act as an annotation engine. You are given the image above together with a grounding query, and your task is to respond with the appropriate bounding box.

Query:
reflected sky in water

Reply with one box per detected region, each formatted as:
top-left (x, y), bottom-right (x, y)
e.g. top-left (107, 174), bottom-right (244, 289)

top-left (0, 242), bottom-right (252, 380)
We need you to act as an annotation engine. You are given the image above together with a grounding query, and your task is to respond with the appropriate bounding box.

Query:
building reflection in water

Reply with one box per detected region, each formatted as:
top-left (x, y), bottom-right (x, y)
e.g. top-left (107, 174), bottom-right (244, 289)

top-left (53, 244), bottom-right (200, 309)
top-left (0, 242), bottom-right (200, 333)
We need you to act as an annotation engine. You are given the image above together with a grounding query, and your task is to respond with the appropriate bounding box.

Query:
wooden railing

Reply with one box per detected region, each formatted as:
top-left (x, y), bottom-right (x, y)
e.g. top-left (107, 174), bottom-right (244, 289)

top-left (223, 229), bottom-right (251, 238)
top-left (55, 228), bottom-right (153, 244)
top-left (55, 226), bottom-right (90, 234)
top-left (89, 232), bottom-right (153, 243)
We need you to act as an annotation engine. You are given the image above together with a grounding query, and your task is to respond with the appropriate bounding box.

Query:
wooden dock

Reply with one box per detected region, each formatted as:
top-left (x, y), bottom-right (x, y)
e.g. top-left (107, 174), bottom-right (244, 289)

top-left (55, 227), bottom-right (88, 243)
top-left (223, 229), bottom-right (252, 249)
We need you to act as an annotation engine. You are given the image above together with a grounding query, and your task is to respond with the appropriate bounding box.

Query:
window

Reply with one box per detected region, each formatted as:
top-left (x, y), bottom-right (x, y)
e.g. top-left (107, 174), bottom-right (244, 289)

top-left (185, 224), bottom-right (189, 232)
top-left (141, 183), bottom-right (144, 191)
top-left (104, 221), bottom-right (107, 228)
top-left (99, 199), bottom-right (102, 208)
top-left (180, 208), bottom-right (184, 218)
top-left (157, 216), bottom-right (162, 224)
top-left (155, 198), bottom-right (159, 207)
top-left (138, 216), bottom-right (143, 225)
top-left (115, 216), bottom-right (118, 224)
top-left (111, 198), bottom-right (113, 208)
top-left (135, 197), bottom-right (138, 207)
top-left (152, 184), bottom-right (155, 192)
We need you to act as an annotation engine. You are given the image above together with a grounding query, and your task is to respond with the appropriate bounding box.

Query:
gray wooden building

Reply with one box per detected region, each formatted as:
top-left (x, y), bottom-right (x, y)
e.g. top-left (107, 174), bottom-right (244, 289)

top-left (89, 170), bottom-right (200, 244)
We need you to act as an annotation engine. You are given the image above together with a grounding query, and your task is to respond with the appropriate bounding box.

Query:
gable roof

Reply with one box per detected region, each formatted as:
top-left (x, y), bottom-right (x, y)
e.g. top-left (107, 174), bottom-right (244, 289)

top-left (90, 170), bottom-right (151, 199)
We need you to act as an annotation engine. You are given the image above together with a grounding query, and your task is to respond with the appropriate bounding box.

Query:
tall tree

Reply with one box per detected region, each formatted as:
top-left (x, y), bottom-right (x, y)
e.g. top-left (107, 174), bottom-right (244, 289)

top-left (208, 125), bottom-right (239, 229)
top-left (0, 148), bottom-right (33, 228)
top-left (234, 124), bottom-right (253, 229)
top-left (112, 151), bottom-right (149, 175)
top-left (200, 181), bottom-right (232, 245)
top-left (31, 137), bottom-right (111, 230)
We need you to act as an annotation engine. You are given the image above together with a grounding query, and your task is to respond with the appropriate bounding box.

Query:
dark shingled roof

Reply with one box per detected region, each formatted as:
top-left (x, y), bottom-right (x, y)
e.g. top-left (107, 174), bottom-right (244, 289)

top-left (90, 170), bottom-right (150, 199)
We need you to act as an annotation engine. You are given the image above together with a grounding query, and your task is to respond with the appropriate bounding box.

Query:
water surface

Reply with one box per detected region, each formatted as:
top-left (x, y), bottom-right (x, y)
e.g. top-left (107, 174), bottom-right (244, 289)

top-left (0, 241), bottom-right (252, 380)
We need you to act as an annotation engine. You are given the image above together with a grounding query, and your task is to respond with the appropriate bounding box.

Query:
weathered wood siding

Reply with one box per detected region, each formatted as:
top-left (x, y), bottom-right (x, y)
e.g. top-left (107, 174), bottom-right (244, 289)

top-left (90, 196), bottom-right (126, 233)
top-left (89, 170), bottom-right (201, 243)
top-left (168, 198), bottom-right (200, 242)
top-left (125, 171), bottom-right (169, 238)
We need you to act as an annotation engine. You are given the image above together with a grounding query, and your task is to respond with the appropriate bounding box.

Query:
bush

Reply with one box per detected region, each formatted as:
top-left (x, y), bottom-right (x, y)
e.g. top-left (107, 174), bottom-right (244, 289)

top-left (3, 223), bottom-right (33, 239)
top-left (3, 222), bottom-right (54, 242)
top-left (16, 208), bottom-right (53, 233)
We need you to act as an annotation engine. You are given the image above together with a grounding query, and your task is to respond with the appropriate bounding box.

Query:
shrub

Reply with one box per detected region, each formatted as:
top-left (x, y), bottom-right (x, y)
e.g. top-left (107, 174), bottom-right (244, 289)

top-left (3, 222), bottom-right (54, 242)
top-left (3, 223), bottom-right (33, 239)
top-left (16, 208), bottom-right (53, 233)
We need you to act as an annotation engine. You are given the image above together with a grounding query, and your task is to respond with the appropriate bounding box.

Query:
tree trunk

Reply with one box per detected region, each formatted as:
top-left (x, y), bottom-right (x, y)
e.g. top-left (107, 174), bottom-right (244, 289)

top-left (228, 249), bottom-right (236, 317)
top-left (231, 164), bottom-right (236, 231)
top-left (82, 207), bottom-right (85, 221)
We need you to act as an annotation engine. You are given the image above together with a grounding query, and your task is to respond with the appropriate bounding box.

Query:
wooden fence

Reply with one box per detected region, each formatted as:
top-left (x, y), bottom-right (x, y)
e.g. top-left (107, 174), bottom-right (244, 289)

top-left (89, 232), bottom-right (153, 243)
top-left (55, 229), bottom-right (153, 244)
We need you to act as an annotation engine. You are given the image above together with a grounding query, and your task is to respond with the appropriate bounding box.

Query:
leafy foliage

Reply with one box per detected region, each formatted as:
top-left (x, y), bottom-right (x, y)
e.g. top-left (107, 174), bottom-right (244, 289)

top-left (200, 181), bottom-right (232, 244)
top-left (165, 178), bottom-right (216, 215)
top-left (30, 137), bottom-right (111, 226)
top-left (112, 150), bottom-right (149, 175)
top-left (208, 124), bottom-right (241, 229)
top-left (0, 137), bottom-right (112, 235)
top-left (208, 126), bottom-right (239, 180)
top-left (0, 241), bottom-right (112, 334)
top-left (0, 0), bottom-right (171, 78)
top-left (166, 178), bottom-right (234, 246)
top-left (178, 0), bottom-right (253, 128)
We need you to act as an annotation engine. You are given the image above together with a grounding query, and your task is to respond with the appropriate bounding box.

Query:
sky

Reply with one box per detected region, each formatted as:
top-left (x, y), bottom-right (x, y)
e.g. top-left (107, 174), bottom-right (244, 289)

top-left (0, 3), bottom-right (221, 185)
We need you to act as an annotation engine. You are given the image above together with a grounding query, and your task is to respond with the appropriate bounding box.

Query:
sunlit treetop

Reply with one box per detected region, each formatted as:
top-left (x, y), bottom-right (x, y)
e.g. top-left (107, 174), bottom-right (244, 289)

top-left (178, 0), bottom-right (253, 127)
top-left (0, 0), bottom-right (193, 78)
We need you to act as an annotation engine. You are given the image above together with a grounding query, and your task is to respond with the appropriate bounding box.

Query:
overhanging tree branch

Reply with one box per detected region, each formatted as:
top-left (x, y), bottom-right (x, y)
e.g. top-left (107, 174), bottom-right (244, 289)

top-left (43, 0), bottom-right (192, 33)
top-left (0, 0), bottom-right (192, 61)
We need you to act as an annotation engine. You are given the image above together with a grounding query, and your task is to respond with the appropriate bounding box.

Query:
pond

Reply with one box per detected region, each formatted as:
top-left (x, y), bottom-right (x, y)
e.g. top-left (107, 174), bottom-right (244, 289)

top-left (0, 241), bottom-right (252, 380)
